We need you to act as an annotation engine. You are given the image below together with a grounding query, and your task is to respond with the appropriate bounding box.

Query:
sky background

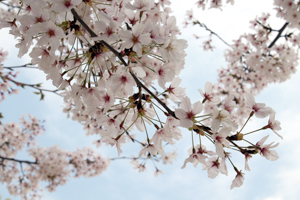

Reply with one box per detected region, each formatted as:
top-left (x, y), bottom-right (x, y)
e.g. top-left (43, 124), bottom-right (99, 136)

top-left (1, 0), bottom-right (300, 199)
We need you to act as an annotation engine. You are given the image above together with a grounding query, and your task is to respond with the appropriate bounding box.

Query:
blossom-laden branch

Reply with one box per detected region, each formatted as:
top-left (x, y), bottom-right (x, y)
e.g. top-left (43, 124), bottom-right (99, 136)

top-left (70, 8), bottom-right (177, 118)
top-left (0, 0), bottom-right (286, 198)
top-left (0, 66), bottom-right (61, 101)
top-left (185, 7), bottom-right (298, 125)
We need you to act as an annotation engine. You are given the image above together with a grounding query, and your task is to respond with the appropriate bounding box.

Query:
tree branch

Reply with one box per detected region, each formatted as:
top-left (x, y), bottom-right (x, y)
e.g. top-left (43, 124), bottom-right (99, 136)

top-left (3, 64), bottom-right (38, 70)
top-left (194, 21), bottom-right (233, 49)
top-left (0, 155), bottom-right (37, 165)
top-left (129, 71), bottom-right (176, 118)
top-left (0, 75), bottom-right (61, 97)
top-left (70, 8), bottom-right (177, 118)
top-left (268, 22), bottom-right (289, 48)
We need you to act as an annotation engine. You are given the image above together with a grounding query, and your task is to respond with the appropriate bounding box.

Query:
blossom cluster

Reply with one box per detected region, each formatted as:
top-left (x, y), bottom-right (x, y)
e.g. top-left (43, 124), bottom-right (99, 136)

top-left (195, 0), bottom-right (234, 10)
top-left (0, 116), bottom-right (110, 199)
top-left (185, 1), bottom-right (299, 125)
top-left (274, 0), bottom-right (300, 29)
top-left (0, 48), bottom-right (17, 102)
top-left (0, 0), bottom-right (287, 198)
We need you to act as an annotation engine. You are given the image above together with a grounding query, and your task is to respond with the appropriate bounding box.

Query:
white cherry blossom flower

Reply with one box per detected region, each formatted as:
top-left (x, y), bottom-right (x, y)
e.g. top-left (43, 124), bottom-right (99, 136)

top-left (256, 135), bottom-right (279, 161)
top-left (138, 144), bottom-right (163, 157)
top-left (175, 97), bottom-right (203, 128)
top-left (166, 77), bottom-right (186, 101)
top-left (262, 112), bottom-right (283, 139)
top-left (202, 156), bottom-right (227, 179)
top-left (199, 81), bottom-right (221, 104)
top-left (211, 108), bottom-right (238, 132)
top-left (119, 23), bottom-right (151, 56)
top-left (161, 36), bottom-right (188, 62)
top-left (52, 0), bottom-right (82, 12)
top-left (230, 170), bottom-right (244, 189)
top-left (35, 21), bottom-right (65, 52)
top-left (212, 127), bottom-right (232, 158)
top-left (245, 93), bottom-right (273, 118)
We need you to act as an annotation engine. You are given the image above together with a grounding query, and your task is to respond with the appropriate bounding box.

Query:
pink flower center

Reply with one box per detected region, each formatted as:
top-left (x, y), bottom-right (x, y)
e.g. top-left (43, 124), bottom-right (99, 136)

top-left (167, 86), bottom-right (174, 94)
top-left (158, 69), bottom-right (164, 76)
top-left (132, 35), bottom-right (139, 44)
top-left (103, 94), bottom-right (110, 103)
top-left (87, 88), bottom-right (95, 94)
top-left (212, 161), bottom-right (219, 168)
top-left (35, 16), bottom-right (44, 23)
top-left (106, 27), bottom-right (113, 36)
top-left (47, 29), bottom-right (55, 37)
top-left (120, 76), bottom-right (128, 84)
top-left (215, 135), bottom-right (222, 143)
top-left (186, 111), bottom-right (194, 120)
top-left (108, 118), bottom-right (115, 125)
top-left (64, 0), bottom-right (72, 8)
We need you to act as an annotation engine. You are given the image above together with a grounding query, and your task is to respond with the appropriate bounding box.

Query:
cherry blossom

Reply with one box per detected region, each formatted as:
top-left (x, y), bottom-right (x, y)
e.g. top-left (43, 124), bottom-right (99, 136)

top-left (212, 127), bottom-right (232, 158)
top-left (211, 108), bottom-right (237, 132)
top-left (256, 135), bottom-right (279, 161)
top-left (230, 169), bottom-right (244, 189)
top-left (0, 0), bottom-right (288, 196)
top-left (262, 112), bottom-right (283, 139)
top-left (175, 97), bottom-right (203, 128)
top-left (202, 156), bottom-right (227, 179)
top-left (245, 93), bottom-right (273, 118)
top-left (119, 23), bottom-right (151, 56)
top-left (199, 81), bottom-right (221, 104)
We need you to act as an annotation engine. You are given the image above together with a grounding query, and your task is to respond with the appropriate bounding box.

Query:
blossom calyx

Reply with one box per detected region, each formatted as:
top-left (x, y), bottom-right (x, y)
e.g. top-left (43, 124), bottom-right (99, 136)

top-left (228, 133), bottom-right (243, 141)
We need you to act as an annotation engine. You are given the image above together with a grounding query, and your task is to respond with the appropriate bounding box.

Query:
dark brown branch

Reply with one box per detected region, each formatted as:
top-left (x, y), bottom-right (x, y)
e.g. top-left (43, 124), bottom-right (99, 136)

top-left (129, 71), bottom-right (176, 118)
top-left (0, 142), bottom-right (9, 149)
top-left (71, 8), bottom-right (97, 37)
top-left (268, 22), bottom-right (289, 48)
top-left (256, 20), bottom-right (274, 32)
top-left (71, 9), bottom-right (128, 66)
top-left (71, 8), bottom-right (177, 118)
top-left (0, 155), bottom-right (37, 165)
top-left (3, 64), bottom-right (38, 70)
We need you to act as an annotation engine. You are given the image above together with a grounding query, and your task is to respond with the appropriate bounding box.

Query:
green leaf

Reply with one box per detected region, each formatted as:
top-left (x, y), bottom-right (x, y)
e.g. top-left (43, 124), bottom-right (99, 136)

top-left (40, 92), bottom-right (45, 101)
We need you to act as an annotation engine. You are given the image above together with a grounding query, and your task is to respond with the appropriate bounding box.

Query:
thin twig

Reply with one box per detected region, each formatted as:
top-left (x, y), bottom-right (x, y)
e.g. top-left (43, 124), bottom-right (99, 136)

top-left (0, 1), bottom-right (23, 9)
top-left (110, 156), bottom-right (160, 162)
top-left (3, 64), bottom-right (38, 70)
top-left (125, 130), bottom-right (147, 147)
top-left (1, 75), bottom-right (61, 97)
top-left (195, 21), bottom-right (233, 49)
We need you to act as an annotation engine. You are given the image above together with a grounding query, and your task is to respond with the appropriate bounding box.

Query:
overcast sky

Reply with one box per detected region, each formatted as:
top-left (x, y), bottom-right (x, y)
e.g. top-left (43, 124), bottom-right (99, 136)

top-left (1, 0), bottom-right (300, 199)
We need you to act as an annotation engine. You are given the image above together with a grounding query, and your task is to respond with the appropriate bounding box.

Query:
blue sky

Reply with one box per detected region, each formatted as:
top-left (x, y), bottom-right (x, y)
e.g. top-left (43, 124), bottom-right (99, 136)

top-left (1, 0), bottom-right (300, 199)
